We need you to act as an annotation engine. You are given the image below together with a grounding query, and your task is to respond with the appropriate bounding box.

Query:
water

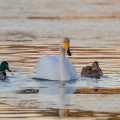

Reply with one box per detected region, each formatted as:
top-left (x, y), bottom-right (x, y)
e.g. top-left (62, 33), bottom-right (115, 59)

top-left (0, 0), bottom-right (120, 118)
top-left (0, 73), bottom-right (120, 113)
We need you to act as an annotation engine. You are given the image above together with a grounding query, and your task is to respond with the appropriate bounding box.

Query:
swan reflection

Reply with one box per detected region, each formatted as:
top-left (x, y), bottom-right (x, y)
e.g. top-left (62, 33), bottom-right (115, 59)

top-left (33, 78), bottom-right (77, 117)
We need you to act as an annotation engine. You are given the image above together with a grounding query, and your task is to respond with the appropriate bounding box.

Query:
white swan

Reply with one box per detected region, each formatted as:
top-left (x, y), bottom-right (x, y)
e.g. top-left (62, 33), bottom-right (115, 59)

top-left (34, 37), bottom-right (77, 81)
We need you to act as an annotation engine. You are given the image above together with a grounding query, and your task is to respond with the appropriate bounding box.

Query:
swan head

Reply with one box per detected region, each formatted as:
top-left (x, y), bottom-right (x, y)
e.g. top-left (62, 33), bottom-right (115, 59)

top-left (61, 37), bottom-right (72, 56)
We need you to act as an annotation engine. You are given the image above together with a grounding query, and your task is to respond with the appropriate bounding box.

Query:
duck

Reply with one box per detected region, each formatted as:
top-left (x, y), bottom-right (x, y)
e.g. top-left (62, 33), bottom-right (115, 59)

top-left (0, 61), bottom-right (12, 80)
top-left (81, 61), bottom-right (103, 78)
top-left (34, 37), bottom-right (77, 81)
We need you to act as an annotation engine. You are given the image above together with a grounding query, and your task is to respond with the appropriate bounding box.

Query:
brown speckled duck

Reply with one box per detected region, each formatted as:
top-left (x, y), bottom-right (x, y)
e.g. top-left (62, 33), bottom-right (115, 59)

top-left (81, 61), bottom-right (103, 78)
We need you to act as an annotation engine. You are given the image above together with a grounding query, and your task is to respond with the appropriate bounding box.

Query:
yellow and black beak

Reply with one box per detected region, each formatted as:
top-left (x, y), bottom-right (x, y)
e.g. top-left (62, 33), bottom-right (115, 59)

top-left (64, 42), bottom-right (72, 56)
top-left (7, 67), bottom-right (12, 72)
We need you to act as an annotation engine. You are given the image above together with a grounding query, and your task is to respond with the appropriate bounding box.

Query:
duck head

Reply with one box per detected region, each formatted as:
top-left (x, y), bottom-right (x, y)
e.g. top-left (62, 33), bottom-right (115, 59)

top-left (92, 61), bottom-right (99, 71)
top-left (0, 61), bottom-right (12, 72)
top-left (61, 37), bottom-right (71, 56)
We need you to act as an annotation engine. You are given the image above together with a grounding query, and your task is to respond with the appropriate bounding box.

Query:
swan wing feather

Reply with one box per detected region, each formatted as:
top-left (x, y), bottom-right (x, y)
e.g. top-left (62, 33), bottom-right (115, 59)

top-left (35, 55), bottom-right (61, 80)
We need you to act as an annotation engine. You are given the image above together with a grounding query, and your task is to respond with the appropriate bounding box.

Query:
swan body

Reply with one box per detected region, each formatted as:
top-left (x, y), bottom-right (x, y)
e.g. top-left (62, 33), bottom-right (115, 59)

top-left (35, 55), bottom-right (77, 80)
top-left (35, 37), bottom-right (77, 81)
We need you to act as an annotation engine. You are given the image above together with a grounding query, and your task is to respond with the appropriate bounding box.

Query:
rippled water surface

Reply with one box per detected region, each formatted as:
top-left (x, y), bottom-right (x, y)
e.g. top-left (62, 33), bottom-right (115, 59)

top-left (0, 0), bottom-right (120, 119)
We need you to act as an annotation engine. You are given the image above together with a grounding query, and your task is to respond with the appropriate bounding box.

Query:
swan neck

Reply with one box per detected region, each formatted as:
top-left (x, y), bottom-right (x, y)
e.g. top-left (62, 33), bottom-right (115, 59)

top-left (59, 46), bottom-right (65, 60)
top-left (59, 46), bottom-right (70, 81)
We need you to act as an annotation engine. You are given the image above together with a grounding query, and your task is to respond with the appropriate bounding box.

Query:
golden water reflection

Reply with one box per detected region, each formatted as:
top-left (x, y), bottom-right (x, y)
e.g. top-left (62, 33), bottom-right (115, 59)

top-left (0, 43), bottom-right (120, 76)
top-left (0, 0), bottom-right (120, 119)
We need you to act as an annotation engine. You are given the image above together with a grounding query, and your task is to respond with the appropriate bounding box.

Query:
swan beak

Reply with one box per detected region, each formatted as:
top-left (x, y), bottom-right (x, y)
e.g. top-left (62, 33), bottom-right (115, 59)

top-left (64, 42), bottom-right (72, 56)
top-left (67, 47), bottom-right (72, 56)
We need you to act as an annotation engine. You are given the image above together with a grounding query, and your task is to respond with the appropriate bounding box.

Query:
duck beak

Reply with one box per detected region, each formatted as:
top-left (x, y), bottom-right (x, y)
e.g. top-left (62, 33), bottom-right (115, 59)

top-left (7, 67), bottom-right (12, 72)
top-left (96, 69), bottom-right (98, 71)
top-left (96, 67), bottom-right (99, 71)
top-left (64, 42), bottom-right (72, 56)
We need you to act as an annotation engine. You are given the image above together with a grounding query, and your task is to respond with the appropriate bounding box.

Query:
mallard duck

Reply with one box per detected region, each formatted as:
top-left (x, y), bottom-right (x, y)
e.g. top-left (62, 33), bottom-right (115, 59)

top-left (81, 61), bottom-right (103, 78)
top-left (0, 61), bottom-right (12, 80)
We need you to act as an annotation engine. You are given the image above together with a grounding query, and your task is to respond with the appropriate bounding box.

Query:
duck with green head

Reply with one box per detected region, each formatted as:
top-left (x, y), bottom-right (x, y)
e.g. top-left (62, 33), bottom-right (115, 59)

top-left (0, 61), bottom-right (12, 80)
